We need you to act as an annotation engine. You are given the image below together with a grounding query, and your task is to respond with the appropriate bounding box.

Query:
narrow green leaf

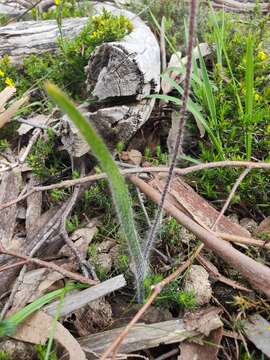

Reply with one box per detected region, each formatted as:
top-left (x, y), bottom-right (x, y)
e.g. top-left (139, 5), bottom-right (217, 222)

top-left (45, 82), bottom-right (145, 299)
top-left (245, 34), bottom-right (254, 160)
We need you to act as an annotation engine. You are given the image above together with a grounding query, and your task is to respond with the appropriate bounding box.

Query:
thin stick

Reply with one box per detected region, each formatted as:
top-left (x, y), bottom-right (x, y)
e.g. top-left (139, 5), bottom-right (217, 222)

top-left (216, 232), bottom-right (270, 250)
top-left (139, 0), bottom-right (198, 272)
top-left (0, 247), bottom-right (98, 286)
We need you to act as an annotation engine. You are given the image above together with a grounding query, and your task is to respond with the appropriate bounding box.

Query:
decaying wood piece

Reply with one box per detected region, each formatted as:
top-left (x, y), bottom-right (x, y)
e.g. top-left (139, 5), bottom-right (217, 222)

top-left (25, 175), bottom-right (42, 237)
top-left (61, 99), bottom-right (156, 155)
top-left (79, 307), bottom-right (223, 358)
top-left (152, 176), bottom-right (251, 238)
top-left (44, 274), bottom-right (126, 317)
top-left (0, 169), bottom-right (21, 249)
top-left (0, 3), bottom-right (160, 153)
top-left (0, 17), bottom-right (89, 63)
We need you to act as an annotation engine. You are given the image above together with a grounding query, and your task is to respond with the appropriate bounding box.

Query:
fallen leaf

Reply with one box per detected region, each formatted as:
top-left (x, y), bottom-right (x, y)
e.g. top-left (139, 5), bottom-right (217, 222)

top-left (243, 314), bottom-right (270, 358)
top-left (10, 268), bottom-right (64, 313)
top-left (13, 311), bottom-right (86, 360)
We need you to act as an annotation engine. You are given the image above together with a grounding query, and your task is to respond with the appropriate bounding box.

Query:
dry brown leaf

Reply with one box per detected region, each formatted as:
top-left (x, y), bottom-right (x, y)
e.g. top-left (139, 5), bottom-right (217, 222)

top-left (0, 95), bottom-right (29, 129)
top-left (13, 311), bottom-right (86, 360)
top-left (10, 268), bottom-right (64, 312)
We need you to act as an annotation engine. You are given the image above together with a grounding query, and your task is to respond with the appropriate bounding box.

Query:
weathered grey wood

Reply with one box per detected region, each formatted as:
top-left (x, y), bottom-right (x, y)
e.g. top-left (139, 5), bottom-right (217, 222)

top-left (44, 274), bottom-right (126, 317)
top-left (79, 310), bottom-right (223, 358)
top-left (212, 0), bottom-right (270, 12)
top-left (86, 3), bottom-right (160, 100)
top-left (0, 17), bottom-right (89, 63)
top-left (61, 99), bottom-right (155, 156)
top-left (0, 169), bottom-right (21, 249)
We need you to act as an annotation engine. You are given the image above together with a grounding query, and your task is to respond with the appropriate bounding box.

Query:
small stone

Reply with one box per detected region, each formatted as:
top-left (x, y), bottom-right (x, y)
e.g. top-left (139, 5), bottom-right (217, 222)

top-left (240, 218), bottom-right (258, 234)
top-left (184, 265), bottom-right (212, 306)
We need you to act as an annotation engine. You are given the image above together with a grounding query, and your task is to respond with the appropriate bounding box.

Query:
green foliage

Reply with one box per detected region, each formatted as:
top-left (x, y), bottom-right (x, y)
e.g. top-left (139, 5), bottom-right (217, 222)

top-left (159, 217), bottom-right (182, 247)
top-left (32, 0), bottom-right (91, 20)
top-left (36, 345), bottom-right (58, 360)
top-left (155, 7), bottom-right (270, 215)
top-left (27, 130), bottom-right (65, 179)
top-left (66, 214), bottom-right (80, 232)
top-left (143, 145), bottom-right (168, 165)
top-left (0, 139), bottom-right (10, 151)
top-left (45, 82), bottom-right (146, 301)
top-left (144, 275), bottom-right (197, 310)
top-left (191, 9), bottom-right (270, 214)
top-left (178, 290), bottom-right (197, 310)
top-left (0, 352), bottom-right (10, 360)
top-left (49, 189), bottom-right (69, 202)
top-left (0, 10), bottom-right (133, 100)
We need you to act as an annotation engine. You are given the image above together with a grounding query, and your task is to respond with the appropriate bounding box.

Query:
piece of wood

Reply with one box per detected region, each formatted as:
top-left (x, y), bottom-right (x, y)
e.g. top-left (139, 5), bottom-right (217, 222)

top-left (0, 169), bottom-right (22, 249)
top-left (152, 176), bottom-right (251, 238)
top-left (44, 274), bottom-right (126, 317)
top-left (0, 17), bottom-right (89, 63)
top-left (60, 3), bottom-right (160, 155)
top-left (78, 307), bottom-right (223, 358)
top-left (61, 99), bottom-right (156, 156)
top-left (86, 3), bottom-right (160, 100)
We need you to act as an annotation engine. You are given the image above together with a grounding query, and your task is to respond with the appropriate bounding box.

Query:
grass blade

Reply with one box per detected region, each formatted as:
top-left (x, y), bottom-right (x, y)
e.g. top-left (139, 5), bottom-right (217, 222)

top-left (244, 34), bottom-right (254, 160)
top-left (45, 82), bottom-right (145, 300)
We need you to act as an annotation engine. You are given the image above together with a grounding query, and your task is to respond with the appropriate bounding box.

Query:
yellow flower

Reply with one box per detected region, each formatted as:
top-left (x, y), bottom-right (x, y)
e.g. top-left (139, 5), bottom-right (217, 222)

top-left (266, 124), bottom-right (270, 134)
top-left (0, 70), bottom-right (4, 77)
top-left (4, 77), bottom-right (14, 87)
top-left (258, 50), bottom-right (268, 61)
top-left (54, 0), bottom-right (60, 5)
top-left (254, 92), bottom-right (261, 102)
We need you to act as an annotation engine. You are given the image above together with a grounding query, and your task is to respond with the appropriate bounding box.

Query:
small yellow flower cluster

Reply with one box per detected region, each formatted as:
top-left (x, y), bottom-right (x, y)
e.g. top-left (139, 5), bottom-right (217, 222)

top-left (54, 0), bottom-right (60, 5)
top-left (254, 92), bottom-right (261, 102)
top-left (0, 68), bottom-right (14, 87)
top-left (257, 50), bottom-right (268, 62)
